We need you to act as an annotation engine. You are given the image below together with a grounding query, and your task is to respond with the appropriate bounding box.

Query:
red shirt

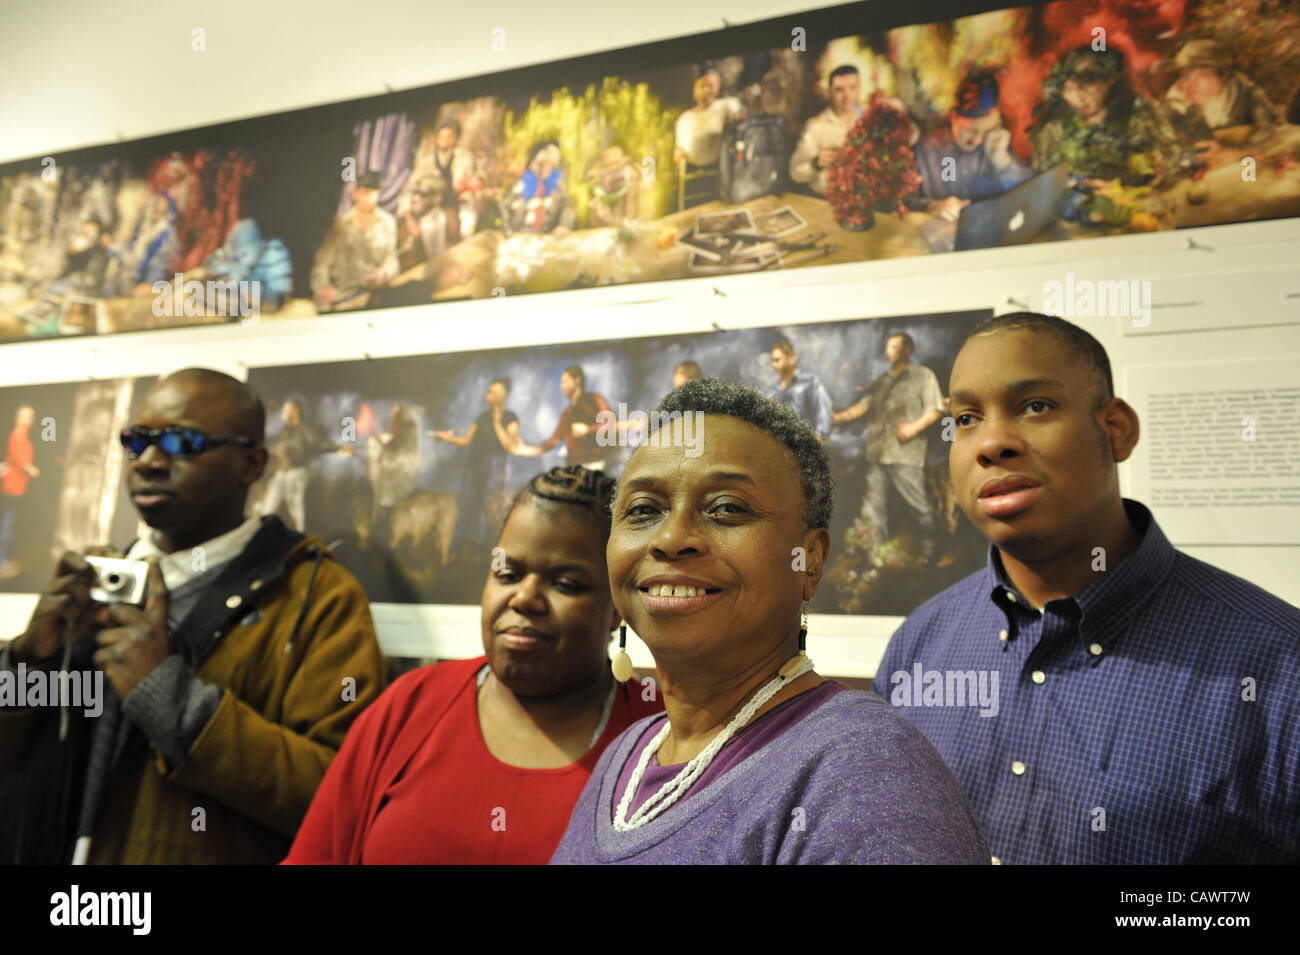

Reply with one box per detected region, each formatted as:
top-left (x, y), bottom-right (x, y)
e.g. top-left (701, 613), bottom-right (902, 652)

top-left (283, 656), bottom-right (661, 865)
top-left (2, 427), bottom-right (33, 496)
top-left (540, 392), bottom-right (610, 466)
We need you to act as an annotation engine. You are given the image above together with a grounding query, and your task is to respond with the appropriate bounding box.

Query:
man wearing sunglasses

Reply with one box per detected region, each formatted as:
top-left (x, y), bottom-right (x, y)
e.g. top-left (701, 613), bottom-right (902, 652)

top-left (0, 368), bottom-right (385, 864)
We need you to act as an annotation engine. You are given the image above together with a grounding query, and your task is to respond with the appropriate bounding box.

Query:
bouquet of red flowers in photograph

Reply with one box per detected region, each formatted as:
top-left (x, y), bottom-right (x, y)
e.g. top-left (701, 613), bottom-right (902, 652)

top-left (825, 92), bottom-right (923, 230)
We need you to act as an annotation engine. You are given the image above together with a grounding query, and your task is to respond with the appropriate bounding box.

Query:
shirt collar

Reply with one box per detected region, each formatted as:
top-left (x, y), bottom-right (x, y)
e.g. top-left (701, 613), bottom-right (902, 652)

top-left (778, 370), bottom-right (812, 391)
top-left (986, 550), bottom-right (1034, 613)
top-left (126, 514), bottom-right (265, 592)
top-left (983, 499), bottom-right (1177, 652)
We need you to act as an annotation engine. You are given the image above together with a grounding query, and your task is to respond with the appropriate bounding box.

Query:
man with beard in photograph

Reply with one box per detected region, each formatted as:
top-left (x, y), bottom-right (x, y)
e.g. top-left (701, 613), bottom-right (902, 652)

top-left (514, 365), bottom-right (612, 471)
top-left (915, 70), bottom-right (1033, 223)
top-left (766, 339), bottom-right (832, 441)
top-left (874, 313), bottom-right (1300, 864)
top-left (833, 332), bottom-right (946, 567)
top-left (0, 368), bottom-right (384, 864)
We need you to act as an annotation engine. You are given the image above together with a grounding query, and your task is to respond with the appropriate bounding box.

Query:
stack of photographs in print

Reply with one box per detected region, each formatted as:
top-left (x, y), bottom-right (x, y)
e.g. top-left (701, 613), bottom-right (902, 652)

top-left (680, 207), bottom-right (816, 274)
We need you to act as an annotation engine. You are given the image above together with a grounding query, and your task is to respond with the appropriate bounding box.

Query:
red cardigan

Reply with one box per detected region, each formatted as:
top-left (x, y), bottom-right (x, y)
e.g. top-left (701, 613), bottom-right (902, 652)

top-left (282, 656), bottom-right (661, 864)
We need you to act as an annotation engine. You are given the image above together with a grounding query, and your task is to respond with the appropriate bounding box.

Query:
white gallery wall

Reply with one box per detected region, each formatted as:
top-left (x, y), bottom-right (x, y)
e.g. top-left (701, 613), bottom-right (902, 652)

top-left (2, 0), bottom-right (1298, 676)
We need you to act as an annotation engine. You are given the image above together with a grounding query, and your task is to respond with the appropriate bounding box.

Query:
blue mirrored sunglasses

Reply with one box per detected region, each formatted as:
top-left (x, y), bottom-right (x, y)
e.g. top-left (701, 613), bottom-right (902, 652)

top-left (120, 426), bottom-right (254, 460)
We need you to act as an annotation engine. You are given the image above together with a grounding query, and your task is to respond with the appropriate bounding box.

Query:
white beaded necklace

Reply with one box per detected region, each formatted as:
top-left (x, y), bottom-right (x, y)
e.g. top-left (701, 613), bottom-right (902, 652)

top-left (612, 654), bottom-right (815, 831)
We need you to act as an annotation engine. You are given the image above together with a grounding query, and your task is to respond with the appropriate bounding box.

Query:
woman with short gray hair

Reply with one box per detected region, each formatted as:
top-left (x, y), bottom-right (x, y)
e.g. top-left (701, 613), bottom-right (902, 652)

top-left (552, 379), bottom-right (988, 864)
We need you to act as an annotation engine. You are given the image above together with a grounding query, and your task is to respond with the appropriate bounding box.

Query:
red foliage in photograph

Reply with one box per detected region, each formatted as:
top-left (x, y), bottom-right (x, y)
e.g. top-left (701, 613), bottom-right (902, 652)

top-left (826, 93), bottom-right (924, 228)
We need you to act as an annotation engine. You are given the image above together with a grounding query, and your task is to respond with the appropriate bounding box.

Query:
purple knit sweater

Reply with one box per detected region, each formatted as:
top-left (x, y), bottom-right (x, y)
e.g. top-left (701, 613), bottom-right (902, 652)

top-left (550, 688), bottom-right (991, 864)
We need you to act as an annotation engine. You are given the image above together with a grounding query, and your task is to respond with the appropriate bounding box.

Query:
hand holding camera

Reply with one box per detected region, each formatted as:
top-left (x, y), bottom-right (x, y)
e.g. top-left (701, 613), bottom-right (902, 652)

top-left (12, 550), bottom-right (171, 698)
top-left (92, 558), bottom-right (171, 699)
top-left (10, 547), bottom-right (122, 665)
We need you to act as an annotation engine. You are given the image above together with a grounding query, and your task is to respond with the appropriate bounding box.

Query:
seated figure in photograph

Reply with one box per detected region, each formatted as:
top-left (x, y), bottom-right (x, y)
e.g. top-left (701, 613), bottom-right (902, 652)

top-left (311, 170), bottom-right (400, 312)
top-left (429, 118), bottom-right (478, 242)
top-left (789, 64), bottom-right (863, 196)
top-left (875, 312), bottom-right (1300, 864)
top-left (551, 380), bottom-right (988, 864)
top-left (283, 465), bottom-right (662, 864)
top-left (674, 64), bottom-right (746, 207)
top-left (914, 69), bottom-right (1033, 223)
top-left (1030, 46), bottom-right (1182, 221)
top-left (586, 146), bottom-right (642, 227)
top-left (1164, 39), bottom-right (1283, 146)
top-left (0, 368), bottom-right (385, 863)
top-left (396, 174), bottom-right (451, 273)
top-left (502, 142), bottom-right (575, 235)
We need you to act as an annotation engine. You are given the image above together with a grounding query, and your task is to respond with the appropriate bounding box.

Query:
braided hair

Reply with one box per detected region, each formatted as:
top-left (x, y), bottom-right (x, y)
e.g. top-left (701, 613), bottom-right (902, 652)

top-left (501, 465), bottom-right (617, 540)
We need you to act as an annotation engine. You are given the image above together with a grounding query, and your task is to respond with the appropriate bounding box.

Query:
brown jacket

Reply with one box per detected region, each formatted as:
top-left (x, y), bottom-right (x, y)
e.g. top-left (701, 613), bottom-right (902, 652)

top-left (0, 520), bottom-right (385, 864)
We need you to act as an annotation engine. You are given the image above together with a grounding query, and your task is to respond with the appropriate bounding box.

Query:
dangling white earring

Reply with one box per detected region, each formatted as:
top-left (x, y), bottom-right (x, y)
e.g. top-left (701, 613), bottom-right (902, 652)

top-left (778, 605), bottom-right (811, 680)
top-left (611, 624), bottom-right (634, 682)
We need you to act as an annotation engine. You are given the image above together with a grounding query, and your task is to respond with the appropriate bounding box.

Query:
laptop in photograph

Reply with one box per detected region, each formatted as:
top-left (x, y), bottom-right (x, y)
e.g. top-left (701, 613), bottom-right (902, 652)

top-left (954, 163), bottom-right (1069, 252)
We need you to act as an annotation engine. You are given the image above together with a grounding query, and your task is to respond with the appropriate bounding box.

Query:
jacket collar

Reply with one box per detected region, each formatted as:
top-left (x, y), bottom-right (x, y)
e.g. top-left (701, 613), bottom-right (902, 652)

top-left (166, 516), bottom-right (315, 669)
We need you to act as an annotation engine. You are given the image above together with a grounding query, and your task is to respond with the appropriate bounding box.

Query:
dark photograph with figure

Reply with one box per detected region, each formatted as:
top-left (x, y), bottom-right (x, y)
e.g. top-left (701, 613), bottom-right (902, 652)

top-left (248, 307), bottom-right (991, 614)
top-left (0, 376), bottom-right (162, 593)
top-left (0, 382), bottom-right (76, 590)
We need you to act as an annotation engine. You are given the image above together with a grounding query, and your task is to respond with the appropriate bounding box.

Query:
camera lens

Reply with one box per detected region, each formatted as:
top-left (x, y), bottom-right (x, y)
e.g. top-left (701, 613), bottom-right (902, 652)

top-left (102, 571), bottom-right (127, 593)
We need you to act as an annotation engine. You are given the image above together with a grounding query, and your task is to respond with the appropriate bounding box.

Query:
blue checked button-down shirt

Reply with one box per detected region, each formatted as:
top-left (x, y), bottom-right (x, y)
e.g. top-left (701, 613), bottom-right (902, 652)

top-left (873, 499), bottom-right (1300, 864)
top-left (767, 370), bottom-right (832, 438)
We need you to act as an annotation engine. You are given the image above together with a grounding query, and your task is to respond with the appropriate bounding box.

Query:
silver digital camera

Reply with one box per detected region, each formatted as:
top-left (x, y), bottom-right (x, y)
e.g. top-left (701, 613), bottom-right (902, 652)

top-left (86, 556), bottom-right (149, 605)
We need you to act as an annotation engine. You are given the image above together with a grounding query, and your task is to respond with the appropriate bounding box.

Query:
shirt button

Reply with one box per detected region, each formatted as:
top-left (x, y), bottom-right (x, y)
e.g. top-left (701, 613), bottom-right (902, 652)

top-left (1006, 592), bottom-right (1018, 604)
top-left (1089, 643), bottom-right (1104, 656)
top-left (1011, 760), bottom-right (1027, 776)
top-left (225, 594), bottom-right (243, 609)
top-left (1031, 670), bottom-right (1046, 684)
top-left (249, 579), bottom-right (263, 591)
top-left (998, 629), bottom-right (1009, 641)
top-left (991, 856), bottom-right (1002, 865)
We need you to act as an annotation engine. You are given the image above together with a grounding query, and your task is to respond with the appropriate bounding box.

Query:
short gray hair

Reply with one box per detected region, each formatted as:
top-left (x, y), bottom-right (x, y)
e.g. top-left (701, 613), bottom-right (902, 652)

top-left (654, 378), bottom-right (833, 530)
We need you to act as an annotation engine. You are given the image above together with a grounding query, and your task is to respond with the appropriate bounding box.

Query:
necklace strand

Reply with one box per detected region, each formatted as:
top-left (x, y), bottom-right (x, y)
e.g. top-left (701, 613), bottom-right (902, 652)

top-left (612, 655), bottom-right (814, 831)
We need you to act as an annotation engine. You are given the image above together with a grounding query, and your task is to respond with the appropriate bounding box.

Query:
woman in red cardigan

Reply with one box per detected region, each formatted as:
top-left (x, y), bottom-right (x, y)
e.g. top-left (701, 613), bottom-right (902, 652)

top-left (283, 465), bottom-right (661, 864)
